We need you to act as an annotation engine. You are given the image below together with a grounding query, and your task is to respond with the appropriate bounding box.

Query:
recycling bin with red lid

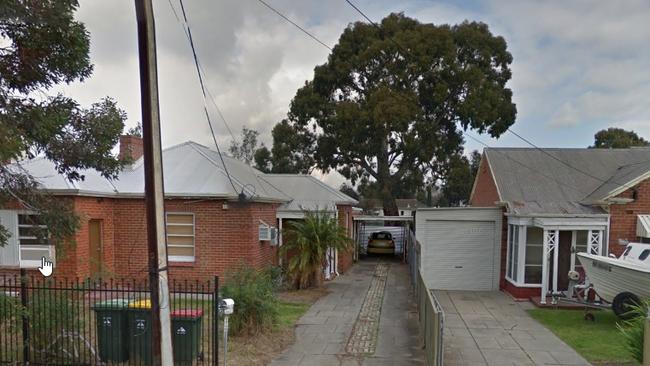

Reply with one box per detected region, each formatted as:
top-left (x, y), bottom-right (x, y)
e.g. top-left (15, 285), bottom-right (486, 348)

top-left (171, 309), bottom-right (204, 364)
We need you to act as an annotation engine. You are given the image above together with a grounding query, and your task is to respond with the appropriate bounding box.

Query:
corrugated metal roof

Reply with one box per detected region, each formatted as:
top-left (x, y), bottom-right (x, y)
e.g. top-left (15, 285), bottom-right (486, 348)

top-left (10, 142), bottom-right (351, 207)
top-left (485, 147), bottom-right (650, 215)
top-left (262, 174), bottom-right (358, 212)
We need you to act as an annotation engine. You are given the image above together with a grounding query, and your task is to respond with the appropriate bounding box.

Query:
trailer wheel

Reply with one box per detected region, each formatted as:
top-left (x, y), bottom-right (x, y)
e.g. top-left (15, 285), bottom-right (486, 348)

top-left (612, 292), bottom-right (641, 319)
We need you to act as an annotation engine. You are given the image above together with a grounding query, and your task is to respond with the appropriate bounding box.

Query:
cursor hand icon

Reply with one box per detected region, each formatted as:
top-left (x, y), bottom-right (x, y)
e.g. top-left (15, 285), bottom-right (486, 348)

top-left (38, 257), bottom-right (53, 277)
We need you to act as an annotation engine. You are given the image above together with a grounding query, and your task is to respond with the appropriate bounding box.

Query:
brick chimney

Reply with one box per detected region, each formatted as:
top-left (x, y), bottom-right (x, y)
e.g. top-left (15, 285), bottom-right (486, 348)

top-left (119, 135), bottom-right (144, 161)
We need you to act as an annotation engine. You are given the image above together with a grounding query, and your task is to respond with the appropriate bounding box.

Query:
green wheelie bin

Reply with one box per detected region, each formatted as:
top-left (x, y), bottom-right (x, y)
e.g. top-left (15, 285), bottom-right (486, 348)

top-left (171, 309), bottom-right (204, 364)
top-left (92, 298), bottom-right (131, 363)
top-left (128, 299), bottom-right (152, 365)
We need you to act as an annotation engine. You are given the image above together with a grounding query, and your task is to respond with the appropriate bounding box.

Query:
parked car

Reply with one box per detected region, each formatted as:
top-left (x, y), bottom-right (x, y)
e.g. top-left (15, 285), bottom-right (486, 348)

top-left (367, 231), bottom-right (395, 255)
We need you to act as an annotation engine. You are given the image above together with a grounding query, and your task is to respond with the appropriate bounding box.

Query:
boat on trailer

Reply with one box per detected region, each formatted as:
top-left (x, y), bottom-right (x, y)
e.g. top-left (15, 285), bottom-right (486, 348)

top-left (577, 242), bottom-right (650, 318)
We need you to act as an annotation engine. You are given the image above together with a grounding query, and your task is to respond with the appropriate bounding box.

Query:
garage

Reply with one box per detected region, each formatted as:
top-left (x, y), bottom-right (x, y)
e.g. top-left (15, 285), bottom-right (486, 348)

top-left (415, 207), bottom-right (502, 291)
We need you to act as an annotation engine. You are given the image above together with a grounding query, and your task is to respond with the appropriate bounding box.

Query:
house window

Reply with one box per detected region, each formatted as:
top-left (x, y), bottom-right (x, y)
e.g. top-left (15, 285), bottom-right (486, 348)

top-left (166, 213), bottom-right (195, 262)
top-left (18, 214), bottom-right (53, 268)
top-left (507, 225), bottom-right (519, 282)
top-left (524, 227), bottom-right (543, 284)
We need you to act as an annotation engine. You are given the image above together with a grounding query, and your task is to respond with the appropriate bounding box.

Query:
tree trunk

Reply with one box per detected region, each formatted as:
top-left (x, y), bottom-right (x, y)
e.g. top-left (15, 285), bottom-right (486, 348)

top-left (378, 139), bottom-right (399, 216)
top-left (382, 188), bottom-right (399, 216)
top-left (312, 267), bottom-right (324, 288)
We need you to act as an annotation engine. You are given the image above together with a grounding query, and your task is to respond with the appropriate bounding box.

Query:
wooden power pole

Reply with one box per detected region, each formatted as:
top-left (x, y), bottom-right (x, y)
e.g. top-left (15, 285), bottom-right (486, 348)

top-left (134, 1), bottom-right (174, 365)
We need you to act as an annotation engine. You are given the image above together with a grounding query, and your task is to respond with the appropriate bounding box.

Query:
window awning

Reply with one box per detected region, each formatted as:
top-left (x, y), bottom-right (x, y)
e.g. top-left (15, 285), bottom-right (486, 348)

top-left (637, 215), bottom-right (650, 238)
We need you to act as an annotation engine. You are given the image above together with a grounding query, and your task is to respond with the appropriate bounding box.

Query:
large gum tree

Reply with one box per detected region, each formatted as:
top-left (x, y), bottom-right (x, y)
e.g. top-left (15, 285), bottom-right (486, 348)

top-left (280, 13), bottom-right (516, 215)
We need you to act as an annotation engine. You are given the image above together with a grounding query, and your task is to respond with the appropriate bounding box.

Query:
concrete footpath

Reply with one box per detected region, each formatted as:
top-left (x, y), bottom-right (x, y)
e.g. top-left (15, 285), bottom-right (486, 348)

top-left (271, 259), bottom-right (424, 366)
top-left (435, 291), bottom-right (591, 366)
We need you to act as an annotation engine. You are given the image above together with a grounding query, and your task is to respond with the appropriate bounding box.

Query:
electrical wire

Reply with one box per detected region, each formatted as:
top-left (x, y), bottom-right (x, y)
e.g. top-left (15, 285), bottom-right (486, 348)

top-left (343, 0), bottom-right (412, 57)
top-left (255, 0), bottom-right (332, 51)
top-left (506, 128), bottom-right (639, 193)
top-left (177, 0), bottom-right (240, 195)
top-left (167, 0), bottom-right (238, 146)
top-left (464, 133), bottom-right (587, 194)
top-left (343, 0), bottom-right (644, 197)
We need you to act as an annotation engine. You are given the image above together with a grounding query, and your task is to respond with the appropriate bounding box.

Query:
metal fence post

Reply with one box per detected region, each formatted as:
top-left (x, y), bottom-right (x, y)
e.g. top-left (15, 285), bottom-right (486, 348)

top-left (643, 308), bottom-right (650, 366)
top-left (19, 269), bottom-right (29, 364)
top-left (213, 276), bottom-right (219, 366)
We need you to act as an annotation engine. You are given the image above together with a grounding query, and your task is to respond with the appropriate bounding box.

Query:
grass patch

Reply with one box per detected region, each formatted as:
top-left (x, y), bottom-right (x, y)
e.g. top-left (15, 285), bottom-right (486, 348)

top-left (527, 309), bottom-right (637, 365)
top-left (228, 288), bottom-right (327, 366)
top-left (276, 301), bottom-right (310, 329)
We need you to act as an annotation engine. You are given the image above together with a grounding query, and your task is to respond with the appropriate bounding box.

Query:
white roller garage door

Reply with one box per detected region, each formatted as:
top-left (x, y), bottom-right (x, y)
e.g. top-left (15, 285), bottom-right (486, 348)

top-left (416, 208), bottom-right (502, 291)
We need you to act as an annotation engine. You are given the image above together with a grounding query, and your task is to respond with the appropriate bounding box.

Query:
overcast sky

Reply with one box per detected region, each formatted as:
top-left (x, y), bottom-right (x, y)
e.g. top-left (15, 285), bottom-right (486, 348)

top-left (56, 0), bottom-right (650, 185)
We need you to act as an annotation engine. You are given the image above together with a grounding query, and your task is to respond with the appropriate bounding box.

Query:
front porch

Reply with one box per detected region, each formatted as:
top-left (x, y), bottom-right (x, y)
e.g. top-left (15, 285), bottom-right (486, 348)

top-left (503, 215), bottom-right (609, 304)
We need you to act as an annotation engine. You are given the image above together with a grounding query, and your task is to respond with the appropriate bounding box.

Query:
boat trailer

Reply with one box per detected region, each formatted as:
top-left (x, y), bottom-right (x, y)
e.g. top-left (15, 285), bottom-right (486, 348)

top-left (554, 271), bottom-right (611, 321)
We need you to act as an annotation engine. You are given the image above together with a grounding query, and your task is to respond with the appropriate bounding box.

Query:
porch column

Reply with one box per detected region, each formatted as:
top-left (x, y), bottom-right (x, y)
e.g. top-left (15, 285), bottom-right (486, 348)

top-left (588, 230), bottom-right (603, 255)
top-left (541, 229), bottom-right (558, 305)
top-left (552, 229), bottom-right (559, 295)
top-left (278, 218), bottom-right (283, 266)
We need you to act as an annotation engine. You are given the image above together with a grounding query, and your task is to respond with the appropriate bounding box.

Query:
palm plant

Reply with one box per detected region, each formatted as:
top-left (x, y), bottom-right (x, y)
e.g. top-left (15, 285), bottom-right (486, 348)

top-left (280, 211), bottom-right (353, 289)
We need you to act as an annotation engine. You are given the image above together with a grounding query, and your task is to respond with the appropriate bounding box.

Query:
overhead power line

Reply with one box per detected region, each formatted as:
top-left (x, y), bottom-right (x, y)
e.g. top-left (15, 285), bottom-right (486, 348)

top-left (255, 0), bottom-right (332, 51)
top-left (343, 0), bottom-right (641, 197)
top-left (506, 128), bottom-right (638, 193)
top-left (464, 132), bottom-right (586, 194)
top-left (177, 0), bottom-right (240, 195)
top-left (343, 0), bottom-right (412, 57)
top-left (167, 0), bottom-right (238, 145)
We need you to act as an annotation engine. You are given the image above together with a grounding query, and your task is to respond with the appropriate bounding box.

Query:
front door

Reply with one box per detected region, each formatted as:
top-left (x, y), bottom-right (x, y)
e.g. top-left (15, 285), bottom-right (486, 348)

top-left (89, 220), bottom-right (103, 276)
top-left (557, 231), bottom-right (572, 291)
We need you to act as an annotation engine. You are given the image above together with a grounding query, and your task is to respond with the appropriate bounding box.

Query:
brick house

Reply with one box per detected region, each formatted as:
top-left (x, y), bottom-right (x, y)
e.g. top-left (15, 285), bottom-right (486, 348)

top-left (0, 137), bottom-right (357, 281)
top-left (469, 147), bottom-right (650, 303)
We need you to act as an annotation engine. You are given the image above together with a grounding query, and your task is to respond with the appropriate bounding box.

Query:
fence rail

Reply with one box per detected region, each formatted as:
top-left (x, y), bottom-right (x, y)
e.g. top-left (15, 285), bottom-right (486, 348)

top-left (408, 235), bottom-right (444, 366)
top-left (0, 274), bottom-right (219, 365)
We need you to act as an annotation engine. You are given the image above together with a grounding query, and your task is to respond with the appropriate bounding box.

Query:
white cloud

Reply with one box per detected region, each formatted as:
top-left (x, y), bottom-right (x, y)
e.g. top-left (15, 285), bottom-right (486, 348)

top-left (56, 0), bottom-right (650, 169)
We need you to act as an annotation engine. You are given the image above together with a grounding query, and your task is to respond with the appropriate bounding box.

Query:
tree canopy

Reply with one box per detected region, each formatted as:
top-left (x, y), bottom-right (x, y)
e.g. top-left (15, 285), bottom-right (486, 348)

top-left (591, 128), bottom-right (649, 149)
top-left (274, 13), bottom-right (516, 214)
top-left (438, 150), bottom-right (481, 207)
top-left (229, 126), bottom-right (261, 166)
top-left (0, 1), bottom-right (127, 247)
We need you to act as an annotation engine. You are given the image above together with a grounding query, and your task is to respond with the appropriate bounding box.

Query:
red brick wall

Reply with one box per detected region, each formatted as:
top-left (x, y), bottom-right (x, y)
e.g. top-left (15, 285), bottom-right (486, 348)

top-left (2, 196), bottom-right (281, 281)
top-left (503, 281), bottom-right (539, 300)
top-left (70, 197), bottom-right (116, 278)
top-left (337, 205), bottom-right (354, 273)
top-left (113, 199), bottom-right (280, 281)
top-left (118, 135), bottom-right (144, 161)
top-left (469, 155), bottom-right (500, 206)
top-left (608, 178), bottom-right (650, 256)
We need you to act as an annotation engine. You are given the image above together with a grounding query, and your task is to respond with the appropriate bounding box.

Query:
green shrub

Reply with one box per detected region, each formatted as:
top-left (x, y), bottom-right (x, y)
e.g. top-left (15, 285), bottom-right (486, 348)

top-left (28, 287), bottom-right (84, 362)
top-left (221, 265), bottom-right (279, 335)
top-left (617, 300), bottom-right (649, 363)
top-left (0, 293), bottom-right (23, 326)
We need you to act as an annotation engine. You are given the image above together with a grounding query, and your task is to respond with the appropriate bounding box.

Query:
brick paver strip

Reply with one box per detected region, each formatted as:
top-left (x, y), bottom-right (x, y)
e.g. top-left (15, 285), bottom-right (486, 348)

top-left (345, 263), bottom-right (389, 355)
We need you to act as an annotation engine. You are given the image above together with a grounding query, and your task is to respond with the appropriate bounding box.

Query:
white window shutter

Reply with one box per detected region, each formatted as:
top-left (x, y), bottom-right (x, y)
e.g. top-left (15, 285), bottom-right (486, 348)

top-left (0, 210), bottom-right (19, 266)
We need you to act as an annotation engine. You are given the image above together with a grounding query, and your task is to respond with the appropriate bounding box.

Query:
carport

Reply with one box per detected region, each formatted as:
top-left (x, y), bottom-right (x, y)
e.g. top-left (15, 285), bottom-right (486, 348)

top-left (415, 207), bottom-right (502, 291)
top-left (353, 215), bottom-right (414, 262)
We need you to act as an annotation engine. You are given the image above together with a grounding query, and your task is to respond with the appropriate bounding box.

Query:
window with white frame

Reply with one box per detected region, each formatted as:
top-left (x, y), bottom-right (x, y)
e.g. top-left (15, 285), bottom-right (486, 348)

top-left (18, 214), bottom-right (54, 268)
top-left (524, 227), bottom-right (543, 284)
top-left (166, 213), bottom-right (195, 262)
top-left (507, 224), bottom-right (519, 282)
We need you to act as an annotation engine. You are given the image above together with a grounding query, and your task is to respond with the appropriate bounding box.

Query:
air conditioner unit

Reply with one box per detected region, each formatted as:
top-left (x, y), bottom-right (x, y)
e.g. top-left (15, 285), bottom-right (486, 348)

top-left (259, 223), bottom-right (271, 241)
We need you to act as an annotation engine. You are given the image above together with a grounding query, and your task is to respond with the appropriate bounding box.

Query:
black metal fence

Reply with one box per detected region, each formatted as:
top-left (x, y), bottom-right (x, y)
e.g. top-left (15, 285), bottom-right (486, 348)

top-left (0, 274), bottom-right (219, 365)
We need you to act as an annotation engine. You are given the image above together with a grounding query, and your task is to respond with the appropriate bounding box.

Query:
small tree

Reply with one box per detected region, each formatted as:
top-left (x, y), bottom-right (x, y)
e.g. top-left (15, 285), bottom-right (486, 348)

top-left (280, 211), bottom-right (352, 289)
top-left (229, 126), bottom-right (261, 165)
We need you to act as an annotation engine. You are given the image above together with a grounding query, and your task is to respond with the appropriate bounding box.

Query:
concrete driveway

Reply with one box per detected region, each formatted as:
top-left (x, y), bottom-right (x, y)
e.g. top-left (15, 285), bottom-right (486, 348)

top-left (434, 291), bottom-right (591, 366)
